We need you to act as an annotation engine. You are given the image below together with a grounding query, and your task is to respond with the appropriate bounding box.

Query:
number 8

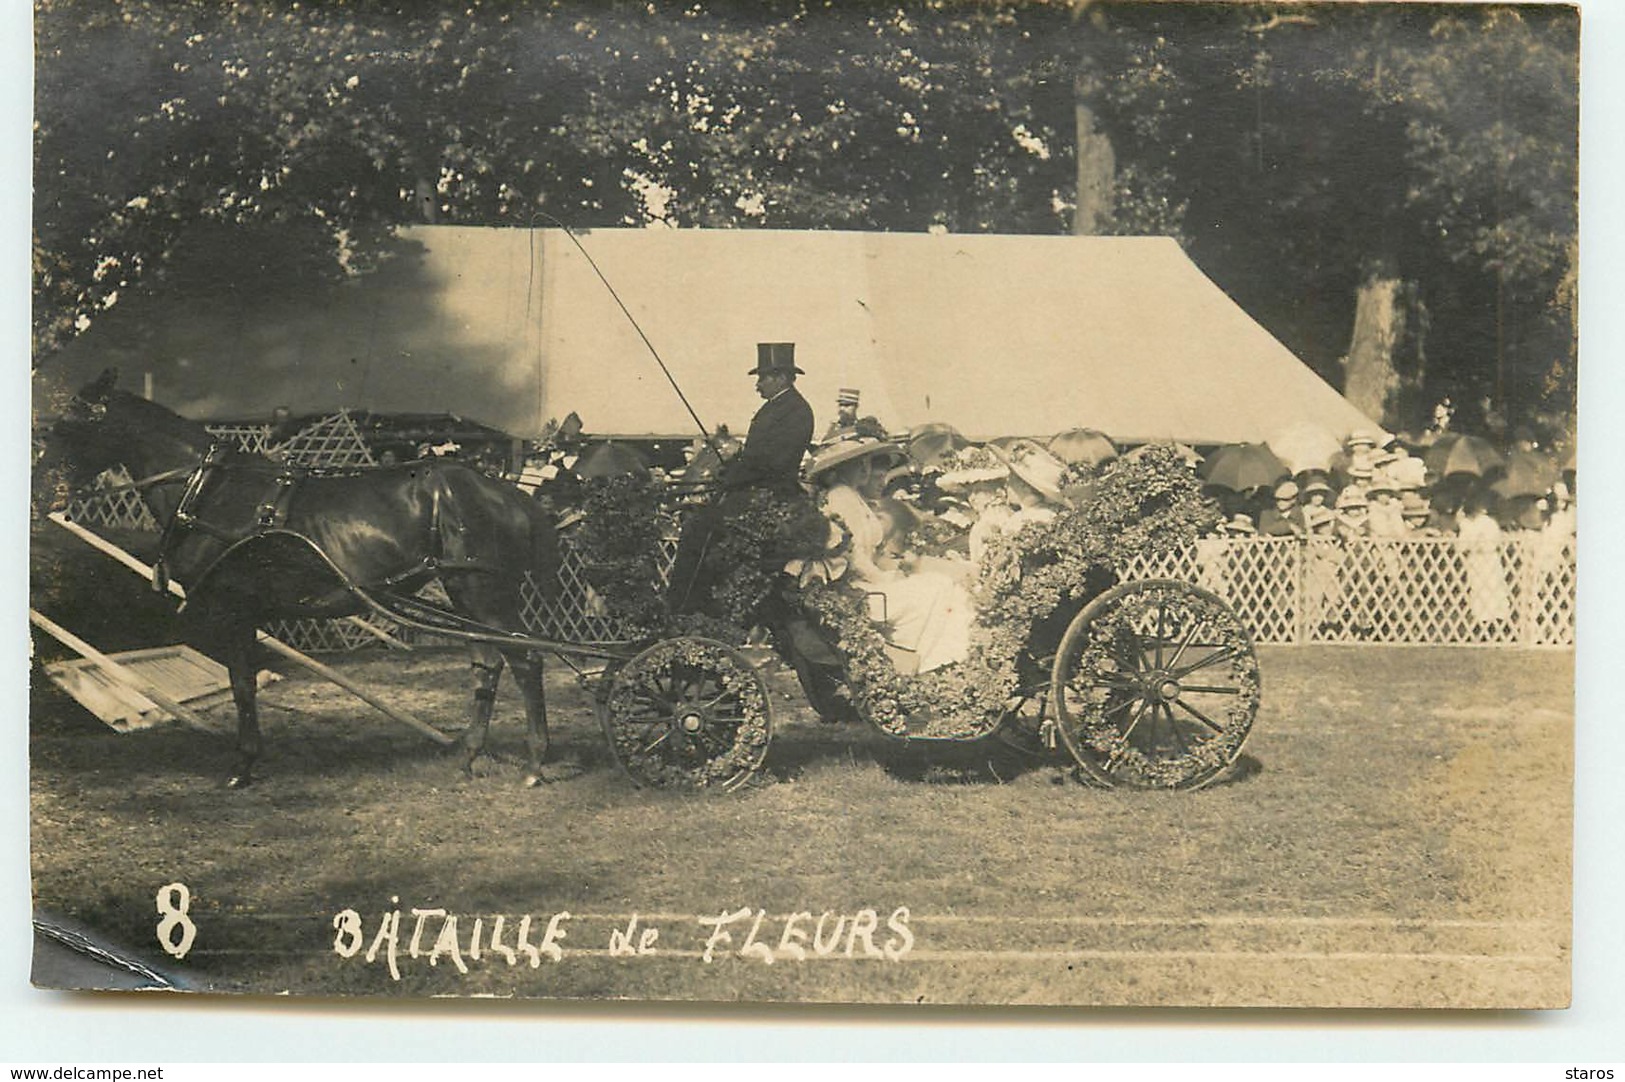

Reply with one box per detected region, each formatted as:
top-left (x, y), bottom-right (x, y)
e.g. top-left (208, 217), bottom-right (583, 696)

top-left (155, 882), bottom-right (196, 960)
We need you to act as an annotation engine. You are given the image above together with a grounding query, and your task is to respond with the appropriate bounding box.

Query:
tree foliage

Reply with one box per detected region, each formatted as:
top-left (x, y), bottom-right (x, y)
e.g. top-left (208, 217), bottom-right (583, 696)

top-left (33, 1), bottom-right (1577, 431)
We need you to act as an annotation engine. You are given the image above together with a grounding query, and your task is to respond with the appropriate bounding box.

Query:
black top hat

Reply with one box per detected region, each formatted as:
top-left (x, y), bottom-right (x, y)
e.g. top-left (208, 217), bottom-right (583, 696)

top-left (748, 342), bottom-right (803, 375)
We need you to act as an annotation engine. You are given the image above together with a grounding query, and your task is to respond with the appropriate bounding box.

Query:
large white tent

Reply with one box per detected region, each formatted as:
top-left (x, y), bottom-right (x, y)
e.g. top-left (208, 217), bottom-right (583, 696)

top-left (37, 225), bottom-right (1379, 444)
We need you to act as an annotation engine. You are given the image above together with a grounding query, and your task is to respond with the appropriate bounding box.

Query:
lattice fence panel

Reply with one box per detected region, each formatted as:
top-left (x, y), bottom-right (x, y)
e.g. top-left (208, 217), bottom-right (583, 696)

top-left (281, 532), bottom-right (1577, 652)
top-left (64, 467), bottom-right (161, 531)
top-left (274, 411), bottom-right (376, 468)
top-left (1529, 540), bottom-right (1577, 646)
top-left (518, 536), bottom-right (681, 644)
top-left (264, 617), bottom-right (390, 653)
top-left (1121, 538), bottom-right (1301, 645)
top-left (205, 423), bottom-right (276, 456)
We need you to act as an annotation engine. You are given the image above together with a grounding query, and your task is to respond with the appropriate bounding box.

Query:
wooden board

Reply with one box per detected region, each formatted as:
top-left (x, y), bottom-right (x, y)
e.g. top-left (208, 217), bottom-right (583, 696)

top-left (43, 644), bottom-right (276, 732)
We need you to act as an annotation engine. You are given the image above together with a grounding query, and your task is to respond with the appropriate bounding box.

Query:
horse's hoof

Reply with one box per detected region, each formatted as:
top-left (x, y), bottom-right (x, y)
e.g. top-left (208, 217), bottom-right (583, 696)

top-left (527, 758), bottom-right (583, 785)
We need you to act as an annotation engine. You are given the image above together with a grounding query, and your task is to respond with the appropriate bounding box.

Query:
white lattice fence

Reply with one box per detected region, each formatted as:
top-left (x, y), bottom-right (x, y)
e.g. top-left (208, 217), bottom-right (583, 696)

top-left (274, 411), bottom-right (376, 468)
top-left (205, 423), bottom-right (276, 455)
top-left (231, 534), bottom-right (1584, 653)
top-left (518, 537), bottom-right (681, 644)
top-left (63, 467), bottom-right (160, 531)
top-left (1117, 536), bottom-right (1575, 647)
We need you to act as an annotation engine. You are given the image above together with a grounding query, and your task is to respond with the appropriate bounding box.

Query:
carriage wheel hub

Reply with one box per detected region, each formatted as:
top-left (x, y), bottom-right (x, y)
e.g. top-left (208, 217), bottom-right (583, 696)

top-left (1143, 673), bottom-right (1182, 703)
top-left (678, 710), bottom-right (705, 734)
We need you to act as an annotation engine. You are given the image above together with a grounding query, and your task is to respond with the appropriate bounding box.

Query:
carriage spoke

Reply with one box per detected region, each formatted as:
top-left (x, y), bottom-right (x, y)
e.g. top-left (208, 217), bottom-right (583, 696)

top-left (1179, 684), bottom-right (1241, 696)
top-left (1172, 696), bottom-right (1226, 734)
top-left (1164, 623), bottom-right (1202, 672)
top-left (1100, 695), bottom-right (1140, 721)
top-left (1154, 604), bottom-right (1166, 668)
top-left (1170, 647), bottom-right (1238, 679)
top-left (639, 729), bottom-right (673, 754)
top-left (1163, 704), bottom-right (1190, 756)
top-left (1119, 699), bottom-right (1151, 744)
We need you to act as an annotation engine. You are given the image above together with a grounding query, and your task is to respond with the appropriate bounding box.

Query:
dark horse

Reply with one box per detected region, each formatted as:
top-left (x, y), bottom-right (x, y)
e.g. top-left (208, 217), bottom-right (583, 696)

top-left (35, 371), bottom-right (562, 787)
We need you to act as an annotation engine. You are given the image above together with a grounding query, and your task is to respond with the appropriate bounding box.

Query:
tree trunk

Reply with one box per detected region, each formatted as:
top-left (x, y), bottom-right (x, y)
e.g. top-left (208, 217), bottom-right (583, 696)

top-left (1073, 99), bottom-right (1115, 236)
top-left (1340, 259), bottom-right (1428, 431)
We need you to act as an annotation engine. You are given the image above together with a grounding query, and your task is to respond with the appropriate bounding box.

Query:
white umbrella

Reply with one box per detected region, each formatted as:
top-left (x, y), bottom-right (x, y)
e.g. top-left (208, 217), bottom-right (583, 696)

top-left (1267, 421), bottom-right (1343, 474)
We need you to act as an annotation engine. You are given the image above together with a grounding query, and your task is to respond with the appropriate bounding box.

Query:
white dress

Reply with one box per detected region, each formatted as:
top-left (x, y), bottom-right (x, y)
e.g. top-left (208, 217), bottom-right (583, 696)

top-left (1456, 511), bottom-right (1511, 624)
top-left (823, 484), bottom-right (973, 673)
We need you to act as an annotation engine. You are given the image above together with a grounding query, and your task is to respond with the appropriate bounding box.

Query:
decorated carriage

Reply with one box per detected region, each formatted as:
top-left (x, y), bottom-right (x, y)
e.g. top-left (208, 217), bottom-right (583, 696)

top-left (573, 438), bottom-right (1261, 794)
top-left (36, 371), bottom-right (1260, 795)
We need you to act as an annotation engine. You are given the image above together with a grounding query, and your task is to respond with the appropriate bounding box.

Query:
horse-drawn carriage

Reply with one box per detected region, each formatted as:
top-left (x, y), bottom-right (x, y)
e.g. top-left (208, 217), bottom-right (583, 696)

top-left (35, 372), bottom-right (1260, 794)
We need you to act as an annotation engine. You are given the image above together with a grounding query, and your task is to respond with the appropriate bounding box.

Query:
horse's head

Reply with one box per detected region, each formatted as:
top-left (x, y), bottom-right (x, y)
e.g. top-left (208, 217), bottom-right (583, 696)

top-left (32, 370), bottom-right (121, 513)
top-left (32, 369), bottom-right (208, 515)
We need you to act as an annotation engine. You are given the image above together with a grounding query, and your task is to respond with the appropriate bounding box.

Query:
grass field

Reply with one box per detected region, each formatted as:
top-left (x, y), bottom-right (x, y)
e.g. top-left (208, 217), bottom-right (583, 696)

top-left (28, 632), bottom-right (1572, 1009)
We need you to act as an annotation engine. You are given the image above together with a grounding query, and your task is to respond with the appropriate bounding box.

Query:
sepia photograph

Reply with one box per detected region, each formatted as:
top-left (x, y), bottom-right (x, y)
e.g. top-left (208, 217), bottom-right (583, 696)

top-left (23, 0), bottom-right (1588, 1021)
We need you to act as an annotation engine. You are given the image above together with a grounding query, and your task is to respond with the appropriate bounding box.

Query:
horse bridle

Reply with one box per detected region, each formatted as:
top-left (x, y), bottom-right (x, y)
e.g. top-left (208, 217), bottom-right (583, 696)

top-left (150, 443), bottom-right (231, 593)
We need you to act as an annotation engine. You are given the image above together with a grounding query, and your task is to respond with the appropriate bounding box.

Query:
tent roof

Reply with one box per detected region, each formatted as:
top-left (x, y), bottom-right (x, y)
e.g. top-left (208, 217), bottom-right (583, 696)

top-left (36, 226), bottom-right (1379, 445)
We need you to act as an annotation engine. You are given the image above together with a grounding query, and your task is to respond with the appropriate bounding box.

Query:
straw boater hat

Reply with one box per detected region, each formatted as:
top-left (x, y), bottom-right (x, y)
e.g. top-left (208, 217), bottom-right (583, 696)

top-left (1300, 475), bottom-right (1334, 499)
top-left (1400, 491), bottom-right (1431, 518)
top-left (805, 436), bottom-right (900, 481)
top-left (1224, 513), bottom-right (1257, 536)
top-left (1335, 487), bottom-right (1369, 510)
top-left (1304, 505), bottom-right (1336, 532)
top-left (836, 388), bottom-right (861, 408)
top-left (1273, 480), bottom-right (1300, 501)
top-left (747, 342), bottom-right (804, 375)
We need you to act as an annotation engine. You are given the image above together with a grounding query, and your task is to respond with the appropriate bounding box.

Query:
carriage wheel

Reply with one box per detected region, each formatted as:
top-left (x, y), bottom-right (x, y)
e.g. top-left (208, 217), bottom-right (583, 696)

top-left (1050, 579), bottom-right (1259, 791)
top-left (602, 636), bottom-right (772, 792)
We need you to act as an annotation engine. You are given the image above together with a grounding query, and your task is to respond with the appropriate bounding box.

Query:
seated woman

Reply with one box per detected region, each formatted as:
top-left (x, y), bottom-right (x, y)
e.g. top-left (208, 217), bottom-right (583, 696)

top-left (806, 437), bottom-right (974, 675)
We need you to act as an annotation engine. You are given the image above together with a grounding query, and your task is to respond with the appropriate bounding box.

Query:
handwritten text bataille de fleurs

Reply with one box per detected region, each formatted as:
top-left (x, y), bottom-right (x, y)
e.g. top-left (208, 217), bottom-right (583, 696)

top-left (332, 900), bottom-right (916, 981)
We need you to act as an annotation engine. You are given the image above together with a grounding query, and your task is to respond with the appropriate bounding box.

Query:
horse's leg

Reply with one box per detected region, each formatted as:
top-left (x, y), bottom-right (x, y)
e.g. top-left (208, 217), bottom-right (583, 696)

top-left (501, 648), bottom-right (549, 786)
top-left (222, 620), bottom-right (263, 788)
top-left (458, 644), bottom-right (505, 776)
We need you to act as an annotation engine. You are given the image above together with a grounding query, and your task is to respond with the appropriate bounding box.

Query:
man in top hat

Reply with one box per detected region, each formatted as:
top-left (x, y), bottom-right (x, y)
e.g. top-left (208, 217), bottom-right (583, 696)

top-left (671, 342), bottom-right (816, 612)
top-left (722, 342), bottom-right (816, 499)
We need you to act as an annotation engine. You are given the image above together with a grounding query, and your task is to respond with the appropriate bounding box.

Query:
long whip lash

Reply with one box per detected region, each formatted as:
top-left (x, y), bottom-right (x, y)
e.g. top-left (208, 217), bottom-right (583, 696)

top-left (533, 213), bottom-right (720, 458)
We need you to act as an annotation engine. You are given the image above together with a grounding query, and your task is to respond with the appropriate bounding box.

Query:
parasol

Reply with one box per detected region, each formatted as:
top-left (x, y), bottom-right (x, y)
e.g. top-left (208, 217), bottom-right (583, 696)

top-left (1047, 428), bottom-right (1119, 468)
top-left (1490, 449), bottom-right (1559, 499)
top-left (1423, 433), bottom-right (1504, 482)
top-left (1199, 442), bottom-right (1289, 493)
top-left (1266, 421), bottom-right (1343, 475)
top-left (575, 440), bottom-right (652, 480)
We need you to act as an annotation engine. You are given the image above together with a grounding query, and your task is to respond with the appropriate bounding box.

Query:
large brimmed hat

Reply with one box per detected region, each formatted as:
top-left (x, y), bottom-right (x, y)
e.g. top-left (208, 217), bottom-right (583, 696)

top-left (906, 423), bottom-right (970, 470)
top-left (805, 436), bottom-right (900, 481)
top-left (937, 462), bottom-right (1009, 492)
top-left (747, 341), bottom-right (804, 375)
top-left (991, 439), bottom-right (1067, 503)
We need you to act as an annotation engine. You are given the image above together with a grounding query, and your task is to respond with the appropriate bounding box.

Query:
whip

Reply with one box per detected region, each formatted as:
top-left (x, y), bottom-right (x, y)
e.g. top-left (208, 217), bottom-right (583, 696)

top-left (531, 212), bottom-right (721, 461)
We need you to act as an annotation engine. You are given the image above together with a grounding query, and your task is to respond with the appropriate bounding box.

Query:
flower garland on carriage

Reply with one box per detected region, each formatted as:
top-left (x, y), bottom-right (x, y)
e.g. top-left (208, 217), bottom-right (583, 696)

top-left (568, 424), bottom-right (1258, 790)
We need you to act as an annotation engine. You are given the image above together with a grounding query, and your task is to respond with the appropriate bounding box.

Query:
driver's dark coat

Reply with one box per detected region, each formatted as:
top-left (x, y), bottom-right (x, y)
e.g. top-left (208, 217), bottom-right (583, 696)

top-left (723, 384), bottom-right (815, 497)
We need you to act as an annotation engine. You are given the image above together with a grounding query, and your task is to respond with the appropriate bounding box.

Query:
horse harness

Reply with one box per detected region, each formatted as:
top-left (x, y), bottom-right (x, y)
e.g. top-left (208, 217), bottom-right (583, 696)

top-left (150, 447), bottom-right (509, 598)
